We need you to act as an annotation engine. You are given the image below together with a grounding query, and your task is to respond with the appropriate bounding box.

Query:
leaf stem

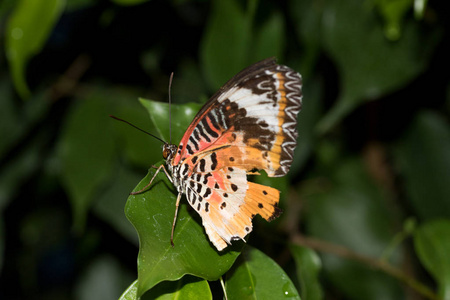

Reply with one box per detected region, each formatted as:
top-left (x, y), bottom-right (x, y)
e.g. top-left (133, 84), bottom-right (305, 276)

top-left (220, 276), bottom-right (228, 300)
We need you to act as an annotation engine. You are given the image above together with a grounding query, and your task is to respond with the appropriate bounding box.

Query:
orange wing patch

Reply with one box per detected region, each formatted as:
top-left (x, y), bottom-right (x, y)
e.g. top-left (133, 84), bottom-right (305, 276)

top-left (243, 182), bottom-right (281, 221)
top-left (193, 167), bottom-right (281, 251)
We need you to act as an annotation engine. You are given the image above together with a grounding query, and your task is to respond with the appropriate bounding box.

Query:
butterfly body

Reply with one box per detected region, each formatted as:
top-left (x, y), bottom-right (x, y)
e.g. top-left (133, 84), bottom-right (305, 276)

top-left (153, 58), bottom-right (302, 251)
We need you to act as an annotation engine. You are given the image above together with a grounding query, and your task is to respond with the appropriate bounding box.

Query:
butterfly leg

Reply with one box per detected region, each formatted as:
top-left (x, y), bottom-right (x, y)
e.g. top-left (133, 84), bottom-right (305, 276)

top-left (170, 192), bottom-right (182, 247)
top-left (154, 164), bottom-right (173, 184)
top-left (130, 164), bottom-right (170, 195)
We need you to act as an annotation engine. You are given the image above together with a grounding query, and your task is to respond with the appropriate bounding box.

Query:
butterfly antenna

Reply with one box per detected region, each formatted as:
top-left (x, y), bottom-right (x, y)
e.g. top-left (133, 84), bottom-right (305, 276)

top-left (168, 72), bottom-right (174, 144)
top-left (109, 115), bottom-right (166, 144)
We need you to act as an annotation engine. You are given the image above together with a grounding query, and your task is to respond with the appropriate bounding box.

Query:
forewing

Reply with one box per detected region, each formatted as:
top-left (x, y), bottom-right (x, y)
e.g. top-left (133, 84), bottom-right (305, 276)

top-left (173, 58), bottom-right (303, 177)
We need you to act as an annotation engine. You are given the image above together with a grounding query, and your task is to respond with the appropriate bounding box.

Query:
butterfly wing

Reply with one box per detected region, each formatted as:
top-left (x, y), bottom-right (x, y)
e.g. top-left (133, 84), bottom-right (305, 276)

top-left (172, 58), bottom-right (302, 250)
top-left (173, 57), bottom-right (302, 177)
top-left (183, 166), bottom-right (281, 250)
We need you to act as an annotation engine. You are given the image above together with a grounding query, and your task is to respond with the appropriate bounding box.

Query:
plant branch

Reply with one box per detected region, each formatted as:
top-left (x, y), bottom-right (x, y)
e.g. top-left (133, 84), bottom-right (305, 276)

top-left (49, 54), bottom-right (91, 101)
top-left (292, 234), bottom-right (440, 300)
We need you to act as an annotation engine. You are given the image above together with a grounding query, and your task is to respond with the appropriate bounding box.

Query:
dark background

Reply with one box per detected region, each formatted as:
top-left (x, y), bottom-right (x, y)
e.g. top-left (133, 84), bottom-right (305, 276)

top-left (1, 0), bottom-right (449, 299)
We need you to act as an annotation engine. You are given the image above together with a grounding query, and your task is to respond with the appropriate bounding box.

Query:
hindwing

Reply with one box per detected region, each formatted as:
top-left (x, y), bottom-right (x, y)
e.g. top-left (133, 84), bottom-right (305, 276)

top-left (180, 162), bottom-right (281, 250)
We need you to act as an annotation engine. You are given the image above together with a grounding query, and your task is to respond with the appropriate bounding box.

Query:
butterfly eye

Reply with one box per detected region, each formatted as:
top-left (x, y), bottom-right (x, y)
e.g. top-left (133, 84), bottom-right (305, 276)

top-left (163, 148), bottom-right (170, 159)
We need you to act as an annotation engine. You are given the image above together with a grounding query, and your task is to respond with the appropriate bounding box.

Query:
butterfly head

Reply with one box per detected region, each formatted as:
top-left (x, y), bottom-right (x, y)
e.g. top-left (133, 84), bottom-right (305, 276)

top-left (162, 143), bottom-right (178, 162)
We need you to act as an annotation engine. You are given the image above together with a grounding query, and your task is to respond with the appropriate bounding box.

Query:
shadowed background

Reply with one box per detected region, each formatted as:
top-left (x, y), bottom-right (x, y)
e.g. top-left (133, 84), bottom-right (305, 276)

top-left (0, 0), bottom-right (449, 299)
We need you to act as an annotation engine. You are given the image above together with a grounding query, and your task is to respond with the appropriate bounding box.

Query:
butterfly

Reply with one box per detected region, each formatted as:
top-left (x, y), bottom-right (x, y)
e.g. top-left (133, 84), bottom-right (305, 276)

top-left (135, 58), bottom-right (302, 251)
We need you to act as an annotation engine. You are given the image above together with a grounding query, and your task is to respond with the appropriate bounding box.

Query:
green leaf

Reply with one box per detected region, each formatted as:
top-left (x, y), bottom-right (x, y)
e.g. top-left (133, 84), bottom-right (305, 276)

top-left (143, 276), bottom-right (212, 300)
top-left (126, 167), bottom-right (241, 297)
top-left (374, 0), bottom-right (414, 40)
top-left (317, 0), bottom-right (437, 133)
top-left (171, 59), bottom-right (209, 104)
top-left (288, 0), bottom-right (323, 77)
top-left (414, 220), bottom-right (450, 300)
top-left (413, 0), bottom-right (428, 19)
top-left (92, 163), bottom-right (142, 245)
top-left (139, 98), bottom-right (202, 145)
top-left (289, 244), bottom-right (323, 300)
top-left (306, 157), bottom-right (404, 299)
top-left (5, 0), bottom-right (65, 99)
top-left (112, 97), bottom-right (164, 167)
top-left (58, 96), bottom-right (116, 233)
top-left (200, 0), bottom-right (252, 90)
top-left (119, 280), bottom-right (139, 300)
top-left (120, 276), bottom-right (212, 300)
top-left (252, 11), bottom-right (285, 61)
top-left (393, 111), bottom-right (450, 220)
top-left (225, 246), bottom-right (300, 299)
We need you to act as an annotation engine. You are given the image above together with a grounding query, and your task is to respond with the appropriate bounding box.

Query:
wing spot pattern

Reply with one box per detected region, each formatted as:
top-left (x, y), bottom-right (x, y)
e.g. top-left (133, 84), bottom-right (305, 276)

top-left (186, 144), bottom-right (194, 155)
top-left (210, 152), bottom-right (218, 170)
top-left (189, 136), bottom-right (199, 151)
top-left (204, 188), bottom-right (212, 198)
top-left (201, 118), bottom-right (219, 139)
top-left (182, 164), bottom-right (189, 175)
top-left (197, 125), bottom-right (211, 143)
top-left (199, 159), bottom-right (206, 172)
top-left (203, 173), bottom-right (212, 184)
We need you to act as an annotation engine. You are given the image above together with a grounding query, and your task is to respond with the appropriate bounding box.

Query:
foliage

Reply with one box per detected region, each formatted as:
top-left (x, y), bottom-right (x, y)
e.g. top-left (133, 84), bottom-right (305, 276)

top-left (0, 0), bottom-right (449, 299)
